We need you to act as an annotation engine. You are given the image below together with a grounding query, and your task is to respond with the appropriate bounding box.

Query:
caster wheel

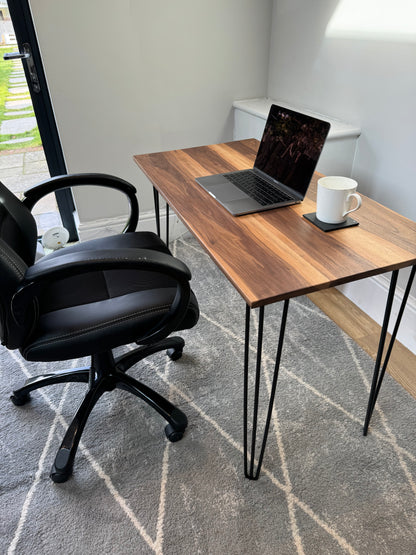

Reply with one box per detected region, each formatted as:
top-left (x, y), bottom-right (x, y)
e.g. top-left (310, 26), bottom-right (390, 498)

top-left (50, 448), bottom-right (73, 483)
top-left (167, 347), bottom-right (183, 361)
top-left (50, 466), bottom-right (72, 483)
top-left (10, 393), bottom-right (30, 406)
top-left (165, 423), bottom-right (184, 442)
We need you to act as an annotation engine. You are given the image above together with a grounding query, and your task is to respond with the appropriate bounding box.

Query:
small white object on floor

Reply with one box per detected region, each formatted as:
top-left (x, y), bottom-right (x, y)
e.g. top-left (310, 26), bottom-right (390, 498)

top-left (41, 226), bottom-right (69, 251)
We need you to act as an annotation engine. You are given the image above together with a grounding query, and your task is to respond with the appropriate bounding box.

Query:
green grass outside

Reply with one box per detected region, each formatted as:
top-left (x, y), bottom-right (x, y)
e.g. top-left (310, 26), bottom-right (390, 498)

top-left (0, 45), bottom-right (41, 151)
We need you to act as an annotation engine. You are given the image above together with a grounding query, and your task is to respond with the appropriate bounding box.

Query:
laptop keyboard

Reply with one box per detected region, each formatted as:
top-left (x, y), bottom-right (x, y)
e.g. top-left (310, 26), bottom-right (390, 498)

top-left (225, 172), bottom-right (294, 206)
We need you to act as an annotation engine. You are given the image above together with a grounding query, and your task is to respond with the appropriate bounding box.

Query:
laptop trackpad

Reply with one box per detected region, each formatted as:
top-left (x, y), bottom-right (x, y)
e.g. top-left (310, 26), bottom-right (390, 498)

top-left (208, 183), bottom-right (248, 202)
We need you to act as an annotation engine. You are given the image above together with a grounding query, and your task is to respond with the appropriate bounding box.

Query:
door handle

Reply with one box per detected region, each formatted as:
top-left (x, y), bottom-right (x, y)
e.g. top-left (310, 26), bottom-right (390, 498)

top-left (3, 43), bottom-right (40, 93)
top-left (3, 51), bottom-right (30, 60)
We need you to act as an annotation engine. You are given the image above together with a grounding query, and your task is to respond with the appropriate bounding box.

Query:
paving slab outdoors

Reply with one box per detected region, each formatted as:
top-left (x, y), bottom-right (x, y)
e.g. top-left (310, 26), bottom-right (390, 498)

top-left (1, 60), bottom-right (36, 143)
top-left (0, 60), bottom-right (60, 233)
top-left (0, 116), bottom-right (37, 134)
top-left (0, 148), bottom-right (61, 233)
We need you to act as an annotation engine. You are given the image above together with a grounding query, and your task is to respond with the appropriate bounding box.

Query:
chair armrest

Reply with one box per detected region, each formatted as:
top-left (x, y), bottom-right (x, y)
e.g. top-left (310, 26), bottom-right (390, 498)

top-left (12, 248), bottom-right (192, 343)
top-left (22, 173), bottom-right (139, 233)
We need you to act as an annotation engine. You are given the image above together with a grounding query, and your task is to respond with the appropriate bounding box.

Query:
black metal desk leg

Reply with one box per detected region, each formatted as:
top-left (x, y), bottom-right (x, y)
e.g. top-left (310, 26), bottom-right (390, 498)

top-left (166, 204), bottom-right (170, 246)
top-left (153, 187), bottom-right (160, 237)
top-left (244, 300), bottom-right (290, 480)
top-left (364, 266), bottom-right (416, 434)
top-left (152, 187), bottom-right (170, 245)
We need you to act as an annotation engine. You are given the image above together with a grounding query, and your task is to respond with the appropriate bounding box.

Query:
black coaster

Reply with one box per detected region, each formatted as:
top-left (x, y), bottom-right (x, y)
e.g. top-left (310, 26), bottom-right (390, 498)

top-left (303, 212), bottom-right (359, 232)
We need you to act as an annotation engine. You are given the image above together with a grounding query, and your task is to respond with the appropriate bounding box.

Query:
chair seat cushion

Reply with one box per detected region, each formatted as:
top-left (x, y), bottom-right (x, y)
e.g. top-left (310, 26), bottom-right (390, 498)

top-left (22, 288), bottom-right (199, 361)
top-left (21, 232), bottom-right (199, 361)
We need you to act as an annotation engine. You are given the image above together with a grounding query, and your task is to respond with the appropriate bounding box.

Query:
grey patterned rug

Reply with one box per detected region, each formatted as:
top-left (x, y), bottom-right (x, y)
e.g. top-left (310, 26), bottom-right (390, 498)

top-left (1, 234), bottom-right (416, 554)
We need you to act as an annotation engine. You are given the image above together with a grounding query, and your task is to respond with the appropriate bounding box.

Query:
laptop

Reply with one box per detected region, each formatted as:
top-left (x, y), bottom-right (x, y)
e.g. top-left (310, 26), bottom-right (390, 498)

top-left (195, 104), bottom-right (330, 216)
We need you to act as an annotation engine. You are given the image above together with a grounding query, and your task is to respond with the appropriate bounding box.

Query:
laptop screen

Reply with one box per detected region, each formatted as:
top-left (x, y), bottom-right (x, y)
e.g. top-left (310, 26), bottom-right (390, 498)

top-left (255, 105), bottom-right (330, 196)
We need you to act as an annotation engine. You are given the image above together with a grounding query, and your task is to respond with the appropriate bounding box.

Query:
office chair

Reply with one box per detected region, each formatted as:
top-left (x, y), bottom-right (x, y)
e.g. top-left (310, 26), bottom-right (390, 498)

top-left (0, 174), bottom-right (199, 483)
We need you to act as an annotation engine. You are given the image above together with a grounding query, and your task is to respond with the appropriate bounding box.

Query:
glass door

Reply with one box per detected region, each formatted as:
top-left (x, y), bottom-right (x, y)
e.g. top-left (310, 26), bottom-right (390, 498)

top-left (0, 0), bottom-right (78, 240)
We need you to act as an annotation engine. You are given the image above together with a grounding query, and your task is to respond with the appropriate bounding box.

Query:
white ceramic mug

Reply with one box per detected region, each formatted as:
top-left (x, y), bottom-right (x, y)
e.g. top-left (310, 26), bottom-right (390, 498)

top-left (316, 176), bottom-right (362, 224)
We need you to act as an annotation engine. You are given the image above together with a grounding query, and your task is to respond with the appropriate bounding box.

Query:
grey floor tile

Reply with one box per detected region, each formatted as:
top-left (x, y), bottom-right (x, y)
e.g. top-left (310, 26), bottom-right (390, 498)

top-left (23, 160), bottom-right (48, 175)
top-left (1, 171), bottom-right (50, 194)
top-left (0, 153), bottom-right (24, 169)
top-left (24, 150), bottom-right (46, 163)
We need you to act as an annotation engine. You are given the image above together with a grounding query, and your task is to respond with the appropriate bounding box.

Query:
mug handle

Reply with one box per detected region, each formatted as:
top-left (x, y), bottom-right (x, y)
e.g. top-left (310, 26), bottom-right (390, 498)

top-left (343, 193), bottom-right (362, 217)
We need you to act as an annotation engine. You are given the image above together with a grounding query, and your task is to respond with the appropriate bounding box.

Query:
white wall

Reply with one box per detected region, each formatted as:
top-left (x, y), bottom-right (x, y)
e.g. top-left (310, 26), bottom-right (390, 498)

top-left (268, 0), bottom-right (416, 222)
top-left (30, 0), bottom-right (272, 222)
top-left (267, 0), bottom-right (416, 351)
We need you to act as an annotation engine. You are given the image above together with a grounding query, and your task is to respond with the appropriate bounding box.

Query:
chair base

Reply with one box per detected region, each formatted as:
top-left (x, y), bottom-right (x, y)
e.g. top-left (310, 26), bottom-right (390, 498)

top-left (11, 336), bottom-right (187, 483)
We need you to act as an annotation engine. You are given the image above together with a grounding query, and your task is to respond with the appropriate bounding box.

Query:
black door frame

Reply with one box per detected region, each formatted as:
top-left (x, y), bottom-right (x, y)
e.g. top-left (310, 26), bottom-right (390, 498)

top-left (6, 0), bottom-right (78, 241)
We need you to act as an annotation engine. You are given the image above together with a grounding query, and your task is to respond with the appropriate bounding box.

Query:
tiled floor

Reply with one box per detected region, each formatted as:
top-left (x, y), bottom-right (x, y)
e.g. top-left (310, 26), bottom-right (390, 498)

top-left (0, 147), bottom-right (61, 234)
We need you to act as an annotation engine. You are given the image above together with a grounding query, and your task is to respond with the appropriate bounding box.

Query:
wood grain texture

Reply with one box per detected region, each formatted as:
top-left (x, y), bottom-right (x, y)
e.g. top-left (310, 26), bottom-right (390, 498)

top-left (134, 139), bottom-right (416, 307)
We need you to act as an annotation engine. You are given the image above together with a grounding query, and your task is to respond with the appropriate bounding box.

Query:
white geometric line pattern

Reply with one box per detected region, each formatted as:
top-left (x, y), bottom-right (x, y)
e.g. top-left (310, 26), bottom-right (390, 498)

top-left (1, 234), bottom-right (415, 554)
top-left (7, 379), bottom-right (72, 555)
top-left (343, 336), bottom-right (416, 499)
top-left (6, 352), bottom-right (157, 554)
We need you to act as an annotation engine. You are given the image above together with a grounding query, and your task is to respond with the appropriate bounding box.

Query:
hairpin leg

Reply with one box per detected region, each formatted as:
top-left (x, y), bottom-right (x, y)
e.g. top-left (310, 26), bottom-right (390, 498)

top-left (153, 187), bottom-right (161, 237)
top-left (153, 187), bottom-right (170, 246)
top-left (166, 204), bottom-right (170, 246)
top-left (363, 267), bottom-right (415, 435)
top-left (244, 300), bottom-right (289, 480)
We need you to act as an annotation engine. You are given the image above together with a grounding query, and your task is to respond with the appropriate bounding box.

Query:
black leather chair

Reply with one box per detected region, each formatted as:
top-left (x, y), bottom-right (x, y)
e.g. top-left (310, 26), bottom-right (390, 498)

top-left (0, 174), bottom-right (199, 483)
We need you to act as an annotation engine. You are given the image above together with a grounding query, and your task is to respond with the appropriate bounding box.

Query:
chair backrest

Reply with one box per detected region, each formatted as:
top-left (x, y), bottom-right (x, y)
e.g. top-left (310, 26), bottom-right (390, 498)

top-left (0, 181), bottom-right (38, 348)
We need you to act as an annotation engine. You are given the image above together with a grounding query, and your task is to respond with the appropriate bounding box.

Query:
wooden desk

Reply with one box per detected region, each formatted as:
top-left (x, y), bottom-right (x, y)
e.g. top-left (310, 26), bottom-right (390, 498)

top-left (134, 139), bottom-right (416, 478)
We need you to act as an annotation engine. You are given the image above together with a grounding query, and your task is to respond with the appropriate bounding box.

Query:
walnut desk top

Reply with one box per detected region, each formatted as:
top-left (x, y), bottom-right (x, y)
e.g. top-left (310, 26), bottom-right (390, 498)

top-left (134, 139), bottom-right (416, 308)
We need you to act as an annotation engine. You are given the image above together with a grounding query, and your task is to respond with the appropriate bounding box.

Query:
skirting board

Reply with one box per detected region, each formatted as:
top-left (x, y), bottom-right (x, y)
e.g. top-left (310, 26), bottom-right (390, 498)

top-left (78, 212), bottom-right (416, 355)
top-left (77, 209), bottom-right (187, 242)
top-left (337, 270), bottom-right (416, 355)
